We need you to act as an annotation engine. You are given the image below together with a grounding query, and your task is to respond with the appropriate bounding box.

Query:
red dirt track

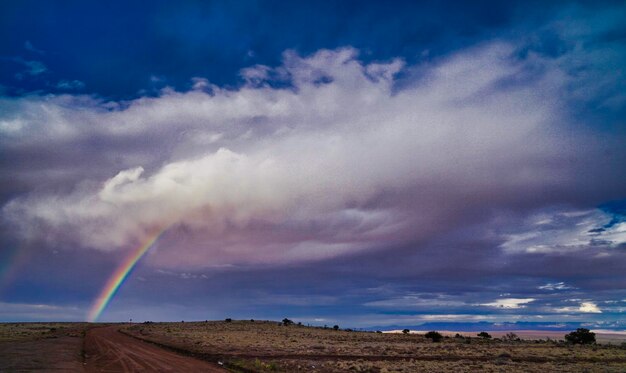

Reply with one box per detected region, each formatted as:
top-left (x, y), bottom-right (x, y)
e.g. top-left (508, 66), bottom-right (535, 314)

top-left (84, 325), bottom-right (225, 372)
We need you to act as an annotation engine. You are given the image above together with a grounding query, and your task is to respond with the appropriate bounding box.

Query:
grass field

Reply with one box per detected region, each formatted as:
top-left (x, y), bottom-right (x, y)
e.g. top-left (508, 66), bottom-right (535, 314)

top-left (0, 322), bottom-right (88, 342)
top-left (122, 320), bottom-right (626, 372)
top-left (0, 322), bottom-right (91, 371)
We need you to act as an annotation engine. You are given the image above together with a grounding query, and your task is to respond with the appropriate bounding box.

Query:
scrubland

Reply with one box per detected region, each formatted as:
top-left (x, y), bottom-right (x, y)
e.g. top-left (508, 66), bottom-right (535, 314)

top-left (123, 320), bottom-right (626, 372)
top-left (0, 322), bottom-right (90, 371)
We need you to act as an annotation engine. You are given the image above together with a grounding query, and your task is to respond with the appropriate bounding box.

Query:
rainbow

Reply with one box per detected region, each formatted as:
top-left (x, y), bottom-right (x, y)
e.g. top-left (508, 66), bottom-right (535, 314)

top-left (0, 245), bottom-right (24, 296)
top-left (87, 228), bottom-right (167, 322)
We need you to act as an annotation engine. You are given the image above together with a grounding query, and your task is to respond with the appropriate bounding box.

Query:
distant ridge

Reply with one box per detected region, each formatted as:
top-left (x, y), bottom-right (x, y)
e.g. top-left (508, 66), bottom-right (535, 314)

top-left (367, 321), bottom-right (626, 332)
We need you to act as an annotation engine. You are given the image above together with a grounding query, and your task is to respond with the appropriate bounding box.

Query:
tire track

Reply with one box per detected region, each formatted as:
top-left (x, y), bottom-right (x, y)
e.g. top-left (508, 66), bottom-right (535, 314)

top-left (84, 325), bottom-right (225, 372)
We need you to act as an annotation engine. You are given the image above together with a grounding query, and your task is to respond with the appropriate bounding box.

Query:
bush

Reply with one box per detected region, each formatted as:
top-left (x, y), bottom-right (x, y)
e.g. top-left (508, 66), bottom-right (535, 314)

top-left (424, 331), bottom-right (443, 342)
top-left (565, 328), bottom-right (596, 345)
top-left (454, 333), bottom-right (464, 339)
top-left (225, 318), bottom-right (232, 323)
top-left (503, 332), bottom-right (520, 341)
top-left (402, 329), bottom-right (410, 334)
top-left (477, 332), bottom-right (492, 339)
top-left (282, 318), bottom-right (294, 326)
top-left (333, 325), bottom-right (339, 331)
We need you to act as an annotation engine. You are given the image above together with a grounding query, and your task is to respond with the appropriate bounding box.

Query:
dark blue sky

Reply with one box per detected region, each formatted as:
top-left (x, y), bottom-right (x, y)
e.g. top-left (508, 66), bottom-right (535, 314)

top-left (1, 0), bottom-right (572, 98)
top-left (1, 1), bottom-right (625, 329)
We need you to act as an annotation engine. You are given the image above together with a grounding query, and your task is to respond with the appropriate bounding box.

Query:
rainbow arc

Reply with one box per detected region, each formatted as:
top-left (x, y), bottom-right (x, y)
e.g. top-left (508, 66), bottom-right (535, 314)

top-left (87, 228), bottom-right (167, 322)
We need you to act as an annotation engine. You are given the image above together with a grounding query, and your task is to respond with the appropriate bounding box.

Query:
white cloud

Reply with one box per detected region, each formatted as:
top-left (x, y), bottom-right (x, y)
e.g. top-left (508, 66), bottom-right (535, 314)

top-left (480, 298), bottom-right (535, 309)
top-left (56, 79), bottom-right (85, 90)
top-left (538, 282), bottom-right (575, 291)
top-left (579, 302), bottom-right (602, 313)
top-left (1, 43), bottom-right (622, 268)
top-left (0, 302), bottom-right (83, 321)
top-left (24, 40), bottom-right (45, 54)
top-left (5, 57), bottom-right (47, 77)
top-left (364, 294), bottom-right (467, 308)
top-left (22, 59), bottom-right (47, 75)
top-left (554, 301), bottom-right (602, 314)
top-left (501, 208), bottom-right (625, 254)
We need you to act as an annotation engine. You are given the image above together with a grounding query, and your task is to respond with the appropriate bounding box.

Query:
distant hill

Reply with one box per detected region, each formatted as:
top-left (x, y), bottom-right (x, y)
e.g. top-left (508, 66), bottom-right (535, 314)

top-left (368, 321), bottom-right (626, 333)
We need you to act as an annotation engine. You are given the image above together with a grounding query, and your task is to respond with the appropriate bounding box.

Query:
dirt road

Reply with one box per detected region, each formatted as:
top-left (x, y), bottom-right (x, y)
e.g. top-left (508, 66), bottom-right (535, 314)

top-left (85, 325), bottom-right (225, 372)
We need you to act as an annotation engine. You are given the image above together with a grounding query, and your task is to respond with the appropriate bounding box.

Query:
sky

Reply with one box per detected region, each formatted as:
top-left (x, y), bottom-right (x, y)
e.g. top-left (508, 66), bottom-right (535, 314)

top-left (1, 0), bottom-right (625, 330)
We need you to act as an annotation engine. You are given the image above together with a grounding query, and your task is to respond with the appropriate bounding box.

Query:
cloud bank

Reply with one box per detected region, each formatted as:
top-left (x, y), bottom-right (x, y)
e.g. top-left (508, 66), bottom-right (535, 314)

top-left (2, 39), bottom-right (625, 269)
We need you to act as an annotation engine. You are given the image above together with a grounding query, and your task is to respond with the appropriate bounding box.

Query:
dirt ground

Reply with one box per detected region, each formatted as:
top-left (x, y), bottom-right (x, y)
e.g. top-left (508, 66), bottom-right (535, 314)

top-left (0, 323), bottom-right (87, 371)
top-left (0, 323), bottom-right (225, 372)
top-left (0, 334), bottom-right (85, 371)
top-left (84, 325), bottom-right (225, 372)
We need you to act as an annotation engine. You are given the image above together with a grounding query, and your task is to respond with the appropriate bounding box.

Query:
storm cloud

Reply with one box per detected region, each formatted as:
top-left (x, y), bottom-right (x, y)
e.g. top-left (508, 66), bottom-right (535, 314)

top-left (3, 40), bottom-right (625, 269)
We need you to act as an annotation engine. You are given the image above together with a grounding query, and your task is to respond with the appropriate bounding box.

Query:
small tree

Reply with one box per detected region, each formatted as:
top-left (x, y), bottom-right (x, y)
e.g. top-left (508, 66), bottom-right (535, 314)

top-left (333, 325), bottom-right (339, 331)
top-left (424, 331), bottom-right (443, 342)
top-left (477, 332), bottom-right (492, 339)
top-left (402, 329), bottom-right (410, 334)
top-left (282, 318), bottom-right (294, 326)
top-left (225, 318), bottom-right (232, 323)
top-left (565, 328), bottom-right (596, 345)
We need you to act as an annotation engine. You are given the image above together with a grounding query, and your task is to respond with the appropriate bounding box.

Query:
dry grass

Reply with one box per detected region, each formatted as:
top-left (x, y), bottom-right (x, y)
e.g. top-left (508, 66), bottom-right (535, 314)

top-left (0, 322), bottom-right (87, 342)
top-left (0, 323), bottom-right (90, 372)
top-left (123, 320), bottom-right (626, 372)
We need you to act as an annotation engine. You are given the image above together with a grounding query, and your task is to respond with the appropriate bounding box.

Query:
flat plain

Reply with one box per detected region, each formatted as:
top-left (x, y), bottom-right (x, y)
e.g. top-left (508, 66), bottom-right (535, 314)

top-left (0, 322), bottom-right (89, 371)
top-left (1, 321), bottom-right (626, 372)
top-left (123, 320), bottom-right (626, 372)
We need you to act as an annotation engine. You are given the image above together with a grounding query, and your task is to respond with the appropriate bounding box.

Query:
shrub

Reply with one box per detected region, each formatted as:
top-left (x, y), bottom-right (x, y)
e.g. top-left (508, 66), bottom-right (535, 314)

top-left (282, 318), bottom-right (294, 326)
top-left (565, 328), bottom-right (596, 345)
top-left (402, 329), bottom-right (410, 334)
top-left (454, 333), bottom-right (464, 339)
top-left (503, 332), bottom-right (520, 341)
top-left (333, 325), bottom-right (339, 331)
top-left (225, 318), bottom-right (232, 323)
top-left (477, 332), bottom-right (492, 339)
top-left (424, 331), bottom-right (443, 342)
